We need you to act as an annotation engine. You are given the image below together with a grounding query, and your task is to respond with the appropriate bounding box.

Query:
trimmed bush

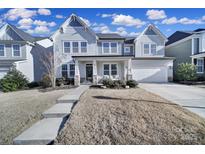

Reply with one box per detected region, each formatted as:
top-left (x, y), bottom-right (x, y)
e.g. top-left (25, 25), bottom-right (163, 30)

top-left (41, 74), bottom-right (52, 88)
top-left (102, 78), bottom-right (114, 88)
top-left (126, 80), bottom-right (138, 88)
top-left (27, 82), bottom-right (40, 89)
top-left (113, 80), bottom-right (126, 89)
top-left (0, 69), bottom-right (29, 92)
top-left (176, 63), bottom-right (197, 81)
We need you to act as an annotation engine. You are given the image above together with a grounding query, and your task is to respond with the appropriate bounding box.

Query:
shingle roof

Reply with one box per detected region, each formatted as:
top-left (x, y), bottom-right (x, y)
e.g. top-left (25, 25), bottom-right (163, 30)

top-left (166, 31), bottom-right (192, 46)
top-left (194, 28), bottom-right (205, 32)
top-left (8, 24), bottom-right (35, 43)
top-left (124, 37), bottom-right (135, 44)
top-left (96, 33), bottom-right (124, 40)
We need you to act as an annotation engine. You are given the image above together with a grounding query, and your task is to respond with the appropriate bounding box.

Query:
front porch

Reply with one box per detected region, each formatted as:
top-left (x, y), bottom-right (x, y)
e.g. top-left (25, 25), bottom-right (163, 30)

top-left (73, 56), bottom-right (133, 86)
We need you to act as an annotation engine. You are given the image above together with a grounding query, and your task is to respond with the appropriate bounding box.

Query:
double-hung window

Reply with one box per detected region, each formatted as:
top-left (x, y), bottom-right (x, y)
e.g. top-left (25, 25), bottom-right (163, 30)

top-left (0, 44), bottom-right (5, 57)
top-left (103, 64), bottom-right (118, 76)
top-left (61, 64), bottom-right (68, 78)
top-left (12, 44), bottom-right (20, 57)
top-left (69, 64), bottom-right (75, 77)
top-left (64, 42), bottom-right (70, 53)
top-left (103, 43), bottom-right (110, 53)
top-left (111, 43), bottom-right (117, 53)
top-left (81, 42), bottom-right (87, 53)
top-left (72, 42), bottom-right (79, 53)
top-left (143, 43), bottom-right (157, 55)
top-left (196, 58), bottom-right (204, 73)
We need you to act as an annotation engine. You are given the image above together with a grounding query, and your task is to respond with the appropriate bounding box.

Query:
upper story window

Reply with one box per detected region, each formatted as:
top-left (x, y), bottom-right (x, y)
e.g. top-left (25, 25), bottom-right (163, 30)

top-left (0, 44), bottom-right (5, 57)
top-left (64, 42), bottom-right (70, 53)
top-left (196, 58), bottom-right (204, 73)
top-left (72, 42), bottom-right (79, 53)
top-left (193, 38), bottom-right (200, 54)
top-left (61, 64), bottom-right (68, 78)
top-left (81, 42), bottom-right (87, 53)
top-left (143, 43), bottom-right (157, 55)
top-left (124, 47), bottom-right (130, 53)
top-left (12, 44), bottom-right (21, 57)
top-left (102, 42), bottom-right (118, 54)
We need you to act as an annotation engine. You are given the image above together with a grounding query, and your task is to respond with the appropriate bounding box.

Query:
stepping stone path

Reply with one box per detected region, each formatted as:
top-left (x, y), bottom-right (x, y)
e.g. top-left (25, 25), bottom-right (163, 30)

top-left (13, 85), bottom-right (89, 145)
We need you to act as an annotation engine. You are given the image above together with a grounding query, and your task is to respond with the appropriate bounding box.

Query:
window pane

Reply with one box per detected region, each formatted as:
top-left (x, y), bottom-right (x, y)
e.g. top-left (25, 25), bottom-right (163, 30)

top-left (13, 45), bottom-right (20, 56)
top-left (72, 42), bottom-right (79, 53)
top-left (111, 70), bottom-right (117, 75)
top-left (0, 45), bottom-right (4, 56)
top-left (111, 64), bottom-right (117, 75)
top-left (111, 43), bottom-right (117, 53)
top-left (13, 45), bottom-right (20, 50)
top-left (64, 42), bottom-right (70, 47)
top-left (62, 64), bottom-right (68, 78)
top-left (111, 64), bottom-right (117, 70)
top-left (81, 42), bottom-right (87, 53)
top-left (69, 64), bottom-right (75, 77)
top-left (62, 64), bottom-right (67, 71)
top-left (104, 64), bottom-right (109, 70)
top-left (103, 43), bottom-right (109, 53)
top-left (125, 47), bottom-right (130, 53)
top-left (151, 44), bottom-right (156, 55)
top-left (144, 44), bottom-right (149, 54)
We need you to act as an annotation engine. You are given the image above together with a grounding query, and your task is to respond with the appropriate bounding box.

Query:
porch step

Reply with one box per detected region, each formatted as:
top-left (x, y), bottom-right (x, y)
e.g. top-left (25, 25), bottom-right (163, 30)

top-left (42, 103), bottom-right (73, 118)
top-left (13, 118), bottom-right (66, 145)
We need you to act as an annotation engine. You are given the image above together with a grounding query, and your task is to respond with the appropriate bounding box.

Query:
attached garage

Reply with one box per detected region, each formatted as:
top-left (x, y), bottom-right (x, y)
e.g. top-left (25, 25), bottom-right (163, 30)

top-left (132, 59), bottom-right (173, 83)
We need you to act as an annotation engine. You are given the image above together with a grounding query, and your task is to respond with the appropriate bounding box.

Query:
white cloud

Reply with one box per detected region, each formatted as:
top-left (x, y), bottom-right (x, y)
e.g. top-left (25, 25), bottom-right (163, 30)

top-left (162, 16), bottom-right (204, 25)
top-left (33, 20), bottom-right (56, 27)
top-left (27, 26), bottom-right (50, 35)
top-left (18, 18), bottom-right (33, 29)
top-left (56, 14), bottom-right (64, 19)
top-left (38, 8), bottom-right (51, 16)
top-left (112, 14), bottom-right (146, 28)
top-left (146, 9), bottom-right (167, 20)
top-left (4, 8), bottom-right (37, 21)
top-left (161, 17), bottom-right (178, 25)
top-left (79, 17), bottom-right (91, 26)
top-left (101, 13), bottom-right (116, 18)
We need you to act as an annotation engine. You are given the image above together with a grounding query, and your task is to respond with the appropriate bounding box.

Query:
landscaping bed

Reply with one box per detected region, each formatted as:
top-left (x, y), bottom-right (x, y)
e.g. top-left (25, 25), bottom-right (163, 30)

top-left (0, 88), bottom-right (72, 144)
top-left (55, 88), bottom-right (205, 145)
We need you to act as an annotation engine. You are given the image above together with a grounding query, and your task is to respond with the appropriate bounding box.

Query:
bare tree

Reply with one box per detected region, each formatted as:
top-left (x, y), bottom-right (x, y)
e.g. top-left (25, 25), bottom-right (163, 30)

top-left (40, 48), bottom-right (62, 88)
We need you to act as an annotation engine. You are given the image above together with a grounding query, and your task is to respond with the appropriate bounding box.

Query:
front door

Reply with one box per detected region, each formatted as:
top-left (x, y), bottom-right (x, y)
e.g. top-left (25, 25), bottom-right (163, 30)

top-left (86, 64), bottom-right (93, 82)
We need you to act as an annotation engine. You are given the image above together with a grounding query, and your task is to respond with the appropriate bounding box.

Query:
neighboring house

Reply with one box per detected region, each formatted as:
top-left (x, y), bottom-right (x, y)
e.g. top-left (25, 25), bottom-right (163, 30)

top-left (165, 29), bottom-right (205, 78)
top-left (0, 23), bottom-right (51, 82)
top-left (51, 14), bottom-right (174, 85)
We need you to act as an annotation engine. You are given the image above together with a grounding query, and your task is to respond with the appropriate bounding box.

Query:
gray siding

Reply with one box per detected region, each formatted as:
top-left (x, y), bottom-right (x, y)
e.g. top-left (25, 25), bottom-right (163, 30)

top-left (165, 39), bottom-right (192, 74)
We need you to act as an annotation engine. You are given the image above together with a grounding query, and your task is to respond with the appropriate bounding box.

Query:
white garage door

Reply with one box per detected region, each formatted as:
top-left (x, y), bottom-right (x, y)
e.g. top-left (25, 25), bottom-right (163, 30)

top-left (132, 60), bottom-right (168, 83)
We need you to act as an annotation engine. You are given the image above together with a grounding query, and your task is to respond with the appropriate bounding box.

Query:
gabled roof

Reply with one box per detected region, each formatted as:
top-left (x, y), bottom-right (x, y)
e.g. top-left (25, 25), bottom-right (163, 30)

top-left (135, 24), bottom-right (168, 42)
top-left (50, 13), bottom-right (96, 39)
top-left (166, 31), bottom-right (192, 46)
top-left (7, 24), bottom-right (35, 43)
top-left (96, 33), bottom-right (124, 40)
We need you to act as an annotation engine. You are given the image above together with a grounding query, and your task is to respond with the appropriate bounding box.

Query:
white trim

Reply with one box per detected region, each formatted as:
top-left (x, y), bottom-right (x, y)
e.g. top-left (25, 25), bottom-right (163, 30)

top-left (0, 44), bottom-right (5, 57)
top-left (143, 43), bottom-right (157, 56)
top-left (196, 58), bottom-right (204, 74)
top-left (12, 44), bottom-right (21, 57)
top-left (63, 40), bottom-right (88, 54)
top-left (102, 42), bottom-right (119, 54)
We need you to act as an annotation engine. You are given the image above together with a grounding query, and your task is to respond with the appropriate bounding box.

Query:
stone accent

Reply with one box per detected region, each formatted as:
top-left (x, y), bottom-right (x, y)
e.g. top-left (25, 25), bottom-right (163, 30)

top-left (74, 75), bottom-right (80, 86)
top-left (93, 75), bottom-right (98, 85)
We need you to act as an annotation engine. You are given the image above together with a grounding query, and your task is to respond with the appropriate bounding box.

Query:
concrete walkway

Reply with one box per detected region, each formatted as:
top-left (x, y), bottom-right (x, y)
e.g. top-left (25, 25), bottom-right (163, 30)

top-left (139, 83), bottom-right (205, 118)
top-left (13, 85), bottom-right (89, 145)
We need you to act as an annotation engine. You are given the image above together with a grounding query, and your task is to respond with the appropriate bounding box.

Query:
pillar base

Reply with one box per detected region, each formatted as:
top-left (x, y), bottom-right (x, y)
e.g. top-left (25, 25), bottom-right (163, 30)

top-left (74, 75), bottom-right (80, 86)
top-left (93, 75), bottom-right (98, 85)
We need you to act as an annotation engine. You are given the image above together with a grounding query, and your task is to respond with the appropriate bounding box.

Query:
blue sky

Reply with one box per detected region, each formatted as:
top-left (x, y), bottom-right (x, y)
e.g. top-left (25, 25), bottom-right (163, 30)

top-left (1, 8), bottom-right (205, 37)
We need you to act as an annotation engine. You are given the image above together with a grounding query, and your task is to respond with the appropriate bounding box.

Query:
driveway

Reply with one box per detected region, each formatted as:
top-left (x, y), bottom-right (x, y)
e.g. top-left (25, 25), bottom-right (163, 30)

top-left (139, 83), bottom-right (205, 118)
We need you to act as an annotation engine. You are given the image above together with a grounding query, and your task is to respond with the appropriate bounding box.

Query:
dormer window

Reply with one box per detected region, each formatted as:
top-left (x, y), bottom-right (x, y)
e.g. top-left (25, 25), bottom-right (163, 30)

top-left (72, 42), bottom-right (79, 53)
top-left (12, 44), bottom-right (21, 57)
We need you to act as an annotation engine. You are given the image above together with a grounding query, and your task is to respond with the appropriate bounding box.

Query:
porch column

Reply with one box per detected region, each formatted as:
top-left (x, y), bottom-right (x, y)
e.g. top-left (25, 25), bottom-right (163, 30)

top-left (124, 60), bottom-right (127, 81)
top-left (74, 60), bottom-right (80, 86)
top-left (93, 60), bottom-right (98, 85)
top-left (127, 58), bottom-right (132, 80)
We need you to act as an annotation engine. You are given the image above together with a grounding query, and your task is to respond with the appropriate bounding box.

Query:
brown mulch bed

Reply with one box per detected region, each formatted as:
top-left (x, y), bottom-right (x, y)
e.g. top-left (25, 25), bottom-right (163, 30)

top-left (55, 88), bottom-right (205, 145)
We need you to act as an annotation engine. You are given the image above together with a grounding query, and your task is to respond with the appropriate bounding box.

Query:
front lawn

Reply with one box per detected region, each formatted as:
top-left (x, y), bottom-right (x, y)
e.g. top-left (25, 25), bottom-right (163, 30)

top-left (0, 89), bottom-right (73, 144)
top-left (55, 88), bottom-right (205, 145)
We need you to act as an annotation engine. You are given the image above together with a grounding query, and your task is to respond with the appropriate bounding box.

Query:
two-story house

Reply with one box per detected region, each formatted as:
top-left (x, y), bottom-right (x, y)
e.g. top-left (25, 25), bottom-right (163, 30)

top-left (165, 29), bottom-right (205, 78)
top-left (51, 14), bottom-right (174, 85)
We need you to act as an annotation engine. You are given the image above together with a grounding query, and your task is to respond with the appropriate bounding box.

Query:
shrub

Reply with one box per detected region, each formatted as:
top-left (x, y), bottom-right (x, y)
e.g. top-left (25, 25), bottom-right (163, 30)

top-left (27, 81), bottom-right (40, 88)
top-left (41, 74), bottom-right (52, 88)
top-left (126, 80), bottom-right (138, 88)
top-left (0, 69), bottom-right (29, 92)
top-left (102, 78), bottom-right (114, 88)
top-left (176, 63), bottom-right (197, 81)
top-left (56, 78), bottom-right (64, 86)
top-left (113, 80), bottom-right (126, 89)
